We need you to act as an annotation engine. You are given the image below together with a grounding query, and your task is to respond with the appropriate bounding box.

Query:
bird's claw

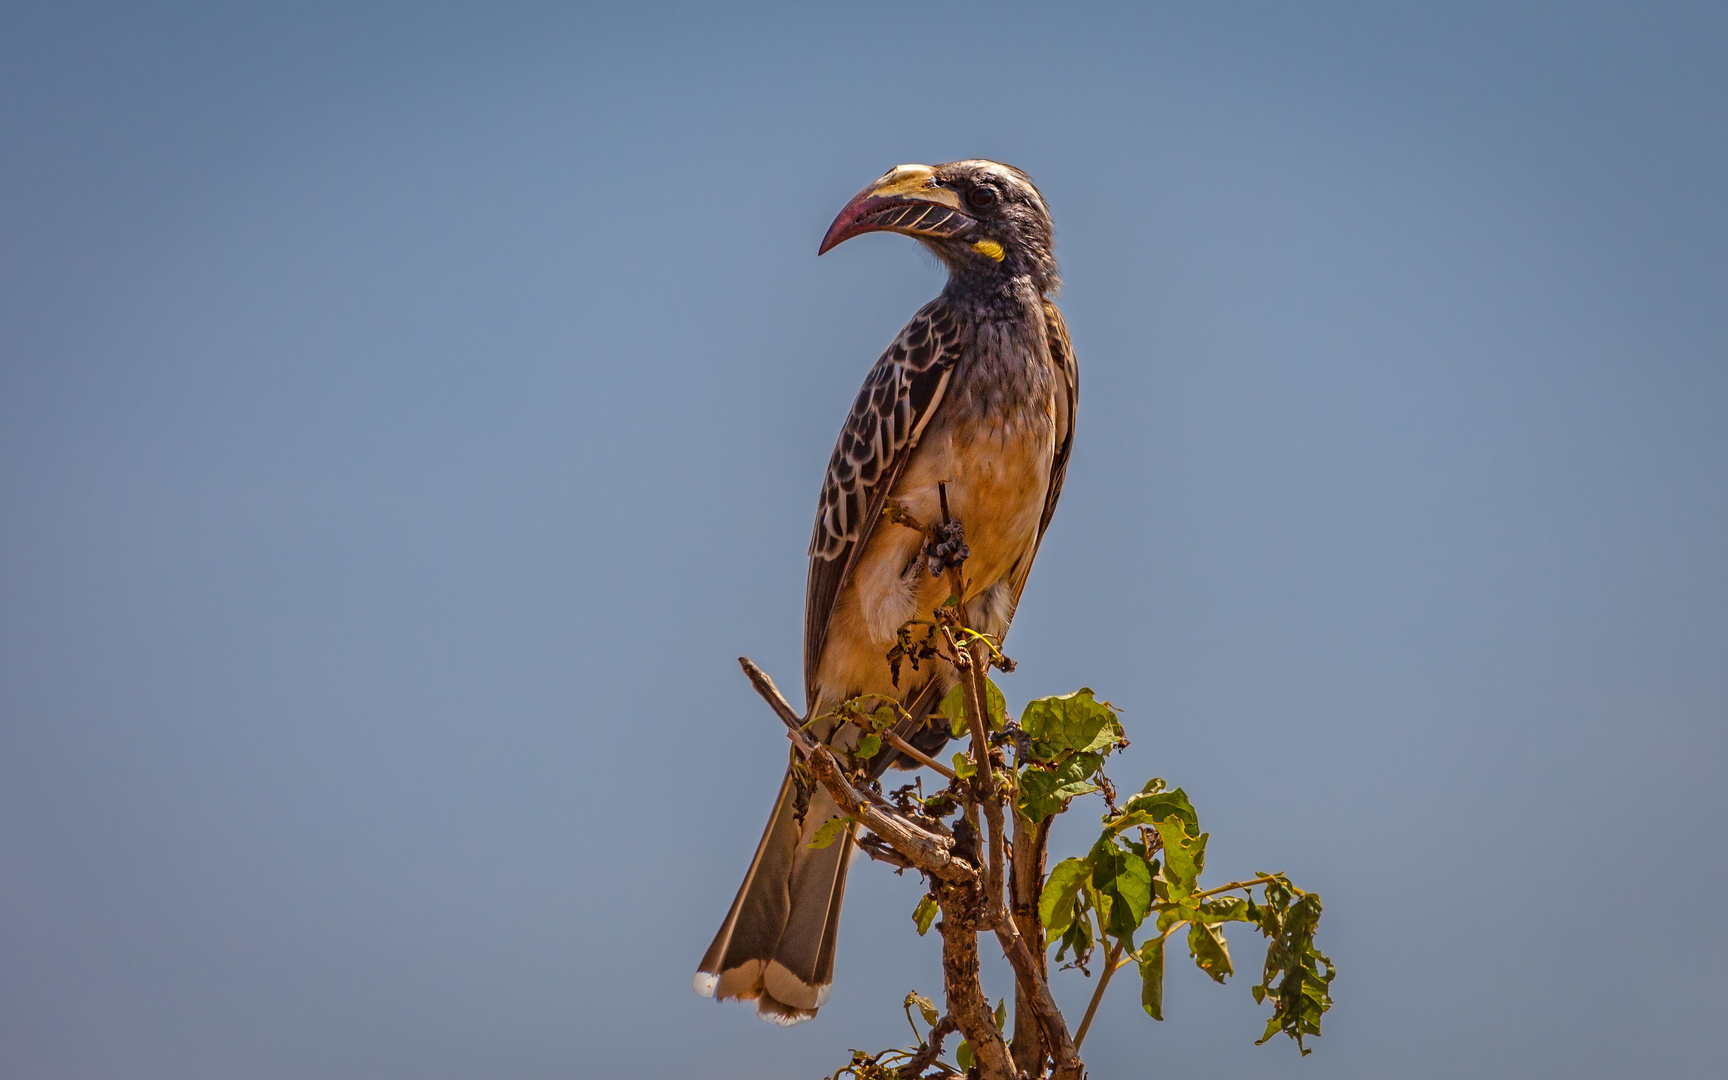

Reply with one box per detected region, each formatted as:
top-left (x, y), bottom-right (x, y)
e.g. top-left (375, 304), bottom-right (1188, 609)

top-left (925, 519), bottom-right (969, 578)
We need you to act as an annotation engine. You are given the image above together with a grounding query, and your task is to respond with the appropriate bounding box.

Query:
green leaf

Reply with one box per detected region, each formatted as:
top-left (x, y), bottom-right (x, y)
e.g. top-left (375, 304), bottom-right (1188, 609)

top-left (1154, 817), bottom-right (1208, 893)
top-left (907, 991), bottom-right (940, 1028)
top-left (994, 998), bottom-right (1007, 1031)
top-left (807, 815), bottom-right (853, 850)
top-left (940, 684), bottom-right (967, 736)
top-left (1039, 857), bottom-right (1090, 936)
top-left (912, 896), bottom-right (939, 936)
top-left (1118, 788), bottom-right (1199, 836)
top-left (1139, 933), bottom-right (1166, 1021)
top-left (955, 1040), bottom-right (974, 1069)
top-left (1020, 688), bottom-right (1122, 761)
top-left (951, 751), bottom-right (976, 780)
top-left (1252, 888), bottom-right (1333, 1054)
top-left (1017, 752), bottom-right (1103, 823)
top-left (1091, 843), bottom-right (1154, 937)
top-left (1187, 920), bottom-right (1233, 983)
top-left (854, 733), bottom-right (881, 763)
top-left (1054, 905), bottom-right (1095, 963)
top-left (938, 678), bottom-right (1007, 737)
top-left (1201, 896), bottom-right (1253, 923)
top-left (982, 677), bottom-right (1007, 731)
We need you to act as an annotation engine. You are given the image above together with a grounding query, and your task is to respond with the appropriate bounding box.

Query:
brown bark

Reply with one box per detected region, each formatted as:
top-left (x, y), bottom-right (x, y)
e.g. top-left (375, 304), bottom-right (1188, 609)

top-left (952, 637), bottom-right (1008, 929)
top-left (741, 490), bottom-right (1091, 1078)
top-left (1008, 812), bottom-right (1052, 1077)
top-left (939, 890), bottom-right (1018, 1080)
top-left (949, 641), bottom-right (1081, 1080)
top-left (741, 657), bottom-right (973, 885)
top-left (995, 921), bottom-right (1083, 1080)
top-left (895, 1014), bottom-right (958, 1080)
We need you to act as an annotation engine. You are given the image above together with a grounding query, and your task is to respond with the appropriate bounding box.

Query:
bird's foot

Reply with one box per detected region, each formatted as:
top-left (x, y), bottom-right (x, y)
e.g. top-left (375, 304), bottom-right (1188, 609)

top-left (924, 519), bottom-right (969, 578)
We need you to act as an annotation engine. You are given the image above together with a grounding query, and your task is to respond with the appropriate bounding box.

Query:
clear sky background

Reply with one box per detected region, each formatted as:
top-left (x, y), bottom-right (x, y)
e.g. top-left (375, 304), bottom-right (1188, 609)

top-left (2, 3), bottom-right (1724, 1078)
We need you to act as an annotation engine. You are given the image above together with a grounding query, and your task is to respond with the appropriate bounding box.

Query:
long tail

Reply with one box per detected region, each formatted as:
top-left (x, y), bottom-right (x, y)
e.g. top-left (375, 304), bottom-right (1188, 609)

top-left (696, 678), bottom-right (946, 1024)
top-left (694, 765), bottom-right (853, 1024)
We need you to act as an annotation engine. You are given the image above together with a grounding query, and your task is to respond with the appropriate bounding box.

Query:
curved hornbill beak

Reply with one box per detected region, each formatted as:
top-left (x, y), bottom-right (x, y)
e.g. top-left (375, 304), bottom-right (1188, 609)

top-left (818, 164), bottom-right (975, 255)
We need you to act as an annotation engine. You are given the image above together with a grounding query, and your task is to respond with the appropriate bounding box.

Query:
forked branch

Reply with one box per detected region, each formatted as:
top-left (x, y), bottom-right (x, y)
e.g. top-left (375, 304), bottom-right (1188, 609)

top-left (739, 657), bottom-right (973, 885)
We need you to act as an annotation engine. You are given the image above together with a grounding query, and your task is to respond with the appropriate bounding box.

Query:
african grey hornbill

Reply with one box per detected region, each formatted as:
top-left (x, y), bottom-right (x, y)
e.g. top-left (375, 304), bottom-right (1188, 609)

top-left (695, 160), bottom-right (1078, 1023)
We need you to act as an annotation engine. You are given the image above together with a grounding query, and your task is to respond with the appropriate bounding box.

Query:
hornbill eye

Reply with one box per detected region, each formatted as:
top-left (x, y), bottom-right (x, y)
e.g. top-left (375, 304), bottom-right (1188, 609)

top-left (966, 185), bottom-right (998, 211)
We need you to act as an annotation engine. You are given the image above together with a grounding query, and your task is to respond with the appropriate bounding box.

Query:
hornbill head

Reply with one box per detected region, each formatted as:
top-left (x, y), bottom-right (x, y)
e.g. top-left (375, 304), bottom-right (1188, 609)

top-left (819, 160), bottom-right (1058, 294)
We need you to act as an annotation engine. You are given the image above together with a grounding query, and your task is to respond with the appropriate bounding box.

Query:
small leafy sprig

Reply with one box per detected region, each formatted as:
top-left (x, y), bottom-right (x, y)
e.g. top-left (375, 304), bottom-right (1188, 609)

top-left (1005, 687), bottom-right (1333, 1053)
top-left (814, 680), bottom-right (1334, 1073)
top-left (738, 493), bottom-right (1331, 1079)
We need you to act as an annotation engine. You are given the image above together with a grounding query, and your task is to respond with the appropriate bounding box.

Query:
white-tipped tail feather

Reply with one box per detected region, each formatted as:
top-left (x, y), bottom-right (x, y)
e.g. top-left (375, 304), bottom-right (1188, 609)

top-left (755, 998), bottom-right (817, 1026)
top-left (764, 959), bottom-right (825, 1011)
top-left (695, 772), bottom-right (852, 1025)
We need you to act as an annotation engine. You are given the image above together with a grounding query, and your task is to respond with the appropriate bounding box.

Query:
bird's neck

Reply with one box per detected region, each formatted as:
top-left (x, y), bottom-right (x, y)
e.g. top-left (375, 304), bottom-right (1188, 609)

top-left (941, 271), bottom-right (1043, 325)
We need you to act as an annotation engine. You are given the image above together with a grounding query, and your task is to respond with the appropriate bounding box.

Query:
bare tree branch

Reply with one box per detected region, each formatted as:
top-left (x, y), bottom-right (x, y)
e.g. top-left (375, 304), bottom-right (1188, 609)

top-left (740, 657), bottom-right (973, 885)
top-left (951, 636), bottom-right (1009, 933)
top-left (996, 923), bottom-right (1082, 1080)
top-left (738, 491), bottom-right (1094, 1080)
top-left (896, 1015), bottom-right (959, 1080)
top-left (883, 728), bottom-right (960, 781)
top-left (856, 832), bottom-right (917, 871)
top-left (1008, 811), bottom-right (1053, 1077)
top-left (939, 894), bottom-right (1019, 1080)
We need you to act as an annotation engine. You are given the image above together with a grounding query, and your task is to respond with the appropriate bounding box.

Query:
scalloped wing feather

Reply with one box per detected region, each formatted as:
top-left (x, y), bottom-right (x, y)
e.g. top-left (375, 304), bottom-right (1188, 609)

top-left (803, 299), bottom-right (964, 706)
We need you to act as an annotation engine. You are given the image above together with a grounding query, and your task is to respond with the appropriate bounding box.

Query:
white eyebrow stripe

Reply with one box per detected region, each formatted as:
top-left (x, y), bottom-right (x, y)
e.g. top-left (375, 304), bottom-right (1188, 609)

top-left (953, 160), bottom-right (1049, 217)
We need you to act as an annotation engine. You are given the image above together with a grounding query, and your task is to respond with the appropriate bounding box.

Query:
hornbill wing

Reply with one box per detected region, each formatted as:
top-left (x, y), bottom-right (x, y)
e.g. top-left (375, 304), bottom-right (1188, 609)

top-left (804, 298), bottom-right (964, 709)
top-left (1008, 299), bottom-right (1080, 608)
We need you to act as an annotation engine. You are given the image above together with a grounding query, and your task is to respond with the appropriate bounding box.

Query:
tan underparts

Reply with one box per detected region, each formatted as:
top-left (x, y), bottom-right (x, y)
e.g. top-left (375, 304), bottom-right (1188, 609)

top-left (812, 404), bottom-right (1053, 720)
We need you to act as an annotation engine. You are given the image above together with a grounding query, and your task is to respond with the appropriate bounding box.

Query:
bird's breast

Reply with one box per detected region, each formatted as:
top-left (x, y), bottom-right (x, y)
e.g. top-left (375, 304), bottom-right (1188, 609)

top-left (901, 389), bottom-right (1055, 584)
top-left (811, 312), bottom-right (1063, 710)
top-left (890, 322), bottom-right (1060, 583)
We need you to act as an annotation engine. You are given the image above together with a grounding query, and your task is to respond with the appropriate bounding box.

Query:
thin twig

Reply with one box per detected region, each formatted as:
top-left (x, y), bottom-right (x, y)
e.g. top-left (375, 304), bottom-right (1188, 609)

top-left (949, 632), bottom-right (1007, 933)
top-left (935, 486), bottom-right (1003, 930)
top-left (856, 833), bottom-right (917, 871)
top-left (1195, 874), bottom-right (1280, 899)
top-left (896, 1015), bottom-right (959, 1079)
top-left (1126, 920), bottom-right (1188, 969)
top-left (741, 656), bottom-right (803, 730)
top-left (1071, 940), bottom-right (1124, 1050)
top-left (882, 729), bottom-right (960, 781)
top-left (740, 657), bottom-right (973, 884)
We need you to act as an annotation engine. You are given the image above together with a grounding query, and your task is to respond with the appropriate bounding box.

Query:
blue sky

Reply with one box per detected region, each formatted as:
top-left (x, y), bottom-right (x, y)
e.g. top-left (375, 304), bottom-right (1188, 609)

top-left (2, 3), bottom-right (1724, 1077)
